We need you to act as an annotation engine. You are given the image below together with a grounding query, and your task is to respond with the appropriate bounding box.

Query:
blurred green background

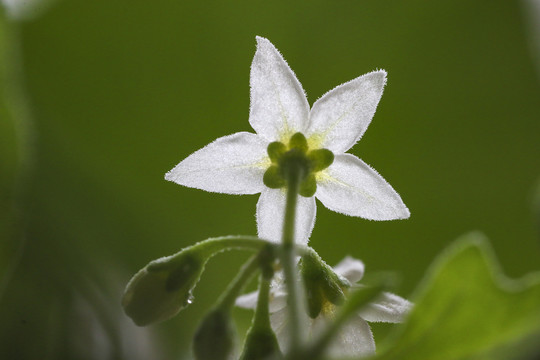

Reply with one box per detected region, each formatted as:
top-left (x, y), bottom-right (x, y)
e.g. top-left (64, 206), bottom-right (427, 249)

top-left (1, 0), bottom-right (539, 359)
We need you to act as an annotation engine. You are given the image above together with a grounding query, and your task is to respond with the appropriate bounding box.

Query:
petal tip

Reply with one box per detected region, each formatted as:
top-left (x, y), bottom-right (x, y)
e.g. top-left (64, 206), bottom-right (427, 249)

top-left (399, 205), bottom-right (411, 219)
top-left (381, 204), bottom-right (411, 221)
top-left (164, 168), bottom-right (179, 183)
top-left (164, 163), bottom-right (188, 186)
top-left (164, 170), bottom-right (173, 181)
top-left (368, 69), bottom-right (388, 88)
top-left (255, 35), bottom-right (269, 44)
top-left (255, 36), bottom-right (273, 51)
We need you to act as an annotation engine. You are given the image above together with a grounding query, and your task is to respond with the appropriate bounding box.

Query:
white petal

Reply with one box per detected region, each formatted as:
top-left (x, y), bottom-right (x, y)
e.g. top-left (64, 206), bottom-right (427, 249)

top-left (359, 292), bottom-right (413, 323)
top-left (268, 290), bottom-right (289, 313)
top-left (235, 291), bottom-right (258, 309)
top-left (165, 132), bottom-right (268, 195)
top-left (249, 37), bottom-right (310, 142)
top-left (235, 288), bottom-right (288, 313)
top-left (312, 316), bottom-right (376, 358)
top-left (270, 307), bottom-right (290, 351)
top-left (333, 256), bottom-right (365, 283)
top-left (307, 70), bottom-right (387, 153)
top-left (316, 154), bottom-right (410, 220)
top-left (267, 272), bottom-right (291, 312)
top-left (256, 188), bottom-right (316, 244)
top-left (270, 305), bottom-right (311, 352)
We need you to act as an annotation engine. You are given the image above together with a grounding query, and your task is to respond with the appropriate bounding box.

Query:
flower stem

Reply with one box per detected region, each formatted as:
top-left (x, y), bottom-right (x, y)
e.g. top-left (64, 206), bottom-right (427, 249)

top-left (239, 274), bottom-right (283, 360)
top-left (253, 276), bottom-right (272, 327)
top-left (217, 254), bottom-right (260, 310)
top-left (281, 165), bottom-right (303, 352)
top-left (192, 235), bottom-right (273, 258)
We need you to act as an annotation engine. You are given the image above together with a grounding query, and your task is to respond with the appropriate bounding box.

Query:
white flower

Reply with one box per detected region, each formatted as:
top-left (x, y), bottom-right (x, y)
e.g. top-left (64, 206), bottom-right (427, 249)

top-left (165, 36), bottom-right (409, 244)
top-left (236, 256), bottom-right (412, 358)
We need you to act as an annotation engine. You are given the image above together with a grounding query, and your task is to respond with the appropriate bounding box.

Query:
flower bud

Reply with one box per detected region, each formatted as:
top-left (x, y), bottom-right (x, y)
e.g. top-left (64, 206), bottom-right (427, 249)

top-left (122, 250), bottom-right (205, 326)
top-left (193, 308), bottom-right (235, 360)
top-left (300, 249), bottom-right (350, 318)
top-left (239, 328), bottom-right (282, 360)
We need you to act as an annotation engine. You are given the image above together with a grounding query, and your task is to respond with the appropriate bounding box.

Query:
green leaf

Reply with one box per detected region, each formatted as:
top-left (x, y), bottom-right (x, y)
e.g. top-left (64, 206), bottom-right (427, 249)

top-left (372, 233), bottom-right (540, 360)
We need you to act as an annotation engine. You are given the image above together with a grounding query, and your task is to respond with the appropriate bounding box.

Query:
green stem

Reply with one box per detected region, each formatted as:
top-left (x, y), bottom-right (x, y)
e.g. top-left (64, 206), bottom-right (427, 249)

top-left (282, 170), bottom-right (300, 248)
top-left (281, 166), bottom-right (303, 352)
top-left (192, 236), bottom-right (271, 258)
top-left (252, 275), bottom-right (272, 329)
top-left (239, 274), bottom-right (283, 360)
top-left (216, 254), bottom-right (260, 310)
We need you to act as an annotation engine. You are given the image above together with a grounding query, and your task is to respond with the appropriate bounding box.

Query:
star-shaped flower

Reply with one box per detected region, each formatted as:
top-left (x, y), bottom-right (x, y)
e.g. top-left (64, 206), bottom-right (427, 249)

top-left (165, 36), bottom-right (409, 244)
top-left (236, 256), bottom-right (412, 358)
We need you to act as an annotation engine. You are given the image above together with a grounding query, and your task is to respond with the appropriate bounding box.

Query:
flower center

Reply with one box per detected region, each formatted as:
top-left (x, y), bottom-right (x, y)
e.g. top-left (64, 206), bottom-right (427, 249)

top-left (263, 132), bottom-right (334, 197)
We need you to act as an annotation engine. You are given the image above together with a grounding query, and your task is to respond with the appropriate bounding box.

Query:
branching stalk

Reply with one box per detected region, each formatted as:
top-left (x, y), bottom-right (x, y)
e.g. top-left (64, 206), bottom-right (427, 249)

top-left (281, 165), bottom-right (303, 353)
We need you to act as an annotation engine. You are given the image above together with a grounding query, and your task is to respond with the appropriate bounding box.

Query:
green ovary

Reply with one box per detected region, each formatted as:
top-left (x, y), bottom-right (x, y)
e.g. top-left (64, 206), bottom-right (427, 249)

top-left (262, 132), bottom-right (334, 197)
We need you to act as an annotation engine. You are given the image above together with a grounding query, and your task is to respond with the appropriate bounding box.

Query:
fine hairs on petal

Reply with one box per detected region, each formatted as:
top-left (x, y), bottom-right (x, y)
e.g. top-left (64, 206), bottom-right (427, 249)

top-left (316, 154), bottom-right (410, 220)
top-left (307, 70), bottom-right (388, 154)
top-left (249, 37), bottom-right (311, 141)
top-left (164, 132), bottom-right (268, 195)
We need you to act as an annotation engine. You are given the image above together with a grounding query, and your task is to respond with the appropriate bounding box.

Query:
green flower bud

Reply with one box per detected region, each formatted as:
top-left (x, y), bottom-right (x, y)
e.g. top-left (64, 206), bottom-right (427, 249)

top-left (122, 250), bottom-right (205, 326)
top-left (240, 272), bottom-right (282, 360)
top-left (303, 275), bottom-right (323, 319)
top-left (300, 249), bottom-right (350, 319)
top-left (240, 328), bottom-right (282, 360)
top-left (193, 308), bottom-right (236, 360)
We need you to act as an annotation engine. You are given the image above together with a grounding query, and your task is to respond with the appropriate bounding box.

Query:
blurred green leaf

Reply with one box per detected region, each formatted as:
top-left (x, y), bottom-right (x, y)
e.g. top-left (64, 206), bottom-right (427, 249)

top-left (372, 233), bottom-right (540, 360)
